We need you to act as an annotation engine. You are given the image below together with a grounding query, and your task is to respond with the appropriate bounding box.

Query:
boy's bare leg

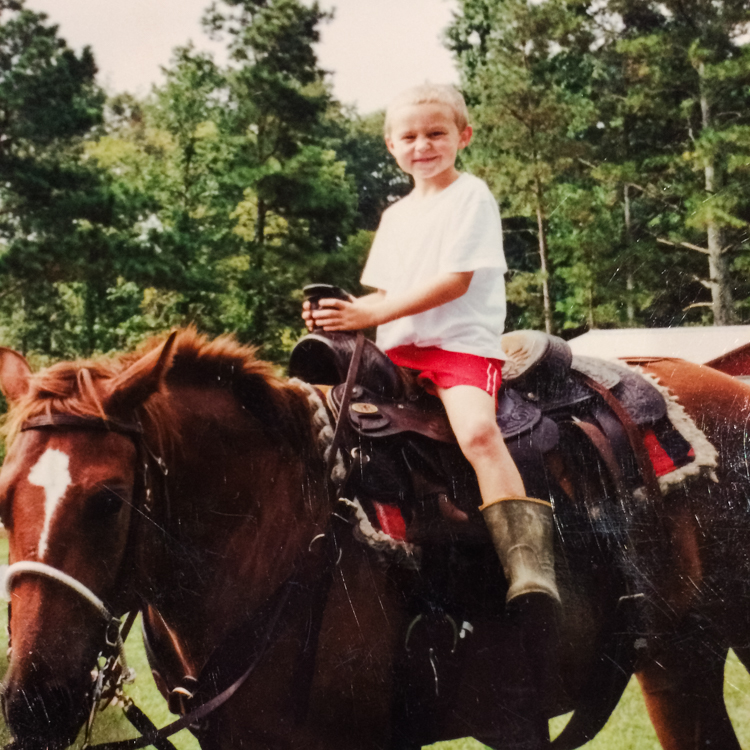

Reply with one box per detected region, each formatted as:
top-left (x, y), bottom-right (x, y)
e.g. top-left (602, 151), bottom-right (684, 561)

top-left (438, 385), bottom-right (559, 604)
top-left (437, 385), bottom-right (524, 498)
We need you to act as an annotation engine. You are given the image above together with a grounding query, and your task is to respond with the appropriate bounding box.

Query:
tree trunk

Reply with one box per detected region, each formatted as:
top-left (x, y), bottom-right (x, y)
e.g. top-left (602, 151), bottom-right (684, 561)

top-left (534, 179), bottom-right (553, 334)
top-left (624, 184), bottom-right (635, 325)
top-left (83, 281), bottom-right (97, 357)
top-left (699, 62), bottom-right (734, 325)
top-left (254, 197), bottom-right (267, 247)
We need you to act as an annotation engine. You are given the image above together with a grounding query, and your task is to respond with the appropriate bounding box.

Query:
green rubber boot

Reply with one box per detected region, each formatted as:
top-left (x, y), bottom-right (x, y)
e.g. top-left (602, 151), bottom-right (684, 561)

top-left (480, 497), bottom-right (560, 604)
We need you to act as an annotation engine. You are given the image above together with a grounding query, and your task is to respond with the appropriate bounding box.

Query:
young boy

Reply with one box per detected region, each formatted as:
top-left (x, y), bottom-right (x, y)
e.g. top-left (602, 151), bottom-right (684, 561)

top-left (306, 84), bottom-right (558, 607)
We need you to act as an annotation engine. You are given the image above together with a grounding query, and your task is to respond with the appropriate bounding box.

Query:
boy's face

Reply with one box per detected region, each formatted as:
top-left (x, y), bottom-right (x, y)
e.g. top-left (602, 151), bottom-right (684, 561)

top-left (385, 102), bottom-right (472, 189)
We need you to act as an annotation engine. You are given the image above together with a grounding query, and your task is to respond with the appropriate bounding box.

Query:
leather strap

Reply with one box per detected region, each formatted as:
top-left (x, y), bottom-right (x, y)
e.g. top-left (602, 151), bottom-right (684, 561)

top-left (21, 414), bottom-right (143, 437)
top-left (326, 331), bottom-right (365, 479)
top-left (574, 372), bottom-right (662, 502)
top-left (121, 704), bottom-right (178, 750)
top-left (571, 420), bottom-right (624, 487)
top-left (92, 579), bottom-right (297, 750)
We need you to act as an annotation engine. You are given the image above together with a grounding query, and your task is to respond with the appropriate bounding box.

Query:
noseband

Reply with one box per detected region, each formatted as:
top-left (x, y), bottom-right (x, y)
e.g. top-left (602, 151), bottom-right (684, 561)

top-left (3, 561), bottom-right (129, 667)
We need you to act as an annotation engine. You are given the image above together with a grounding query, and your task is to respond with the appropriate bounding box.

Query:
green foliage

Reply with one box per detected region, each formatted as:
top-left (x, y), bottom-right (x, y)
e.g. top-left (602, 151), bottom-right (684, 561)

top-left (449, 0), bottom-right (750, 332)
top-left (7, 0), bottom-right (750, 363)
top-left (0, 0), bottom-right (406, 364)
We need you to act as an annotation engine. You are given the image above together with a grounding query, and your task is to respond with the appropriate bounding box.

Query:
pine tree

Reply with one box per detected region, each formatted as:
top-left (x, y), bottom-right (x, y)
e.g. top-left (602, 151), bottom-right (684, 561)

top-left (449, 0), bottom-right (597, 333)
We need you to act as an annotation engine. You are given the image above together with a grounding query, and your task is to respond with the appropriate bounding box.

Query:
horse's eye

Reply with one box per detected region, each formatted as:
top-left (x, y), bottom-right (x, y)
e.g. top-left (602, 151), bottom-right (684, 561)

top-left (87, 489), bottom-right (125, 521)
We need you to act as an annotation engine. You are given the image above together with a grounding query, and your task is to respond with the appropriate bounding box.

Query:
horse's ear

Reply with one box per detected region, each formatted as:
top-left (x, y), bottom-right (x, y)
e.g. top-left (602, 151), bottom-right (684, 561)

top-left (0, 348), bottom-right (32, 404)
top-left (103, 332), bottom-right (177, 413)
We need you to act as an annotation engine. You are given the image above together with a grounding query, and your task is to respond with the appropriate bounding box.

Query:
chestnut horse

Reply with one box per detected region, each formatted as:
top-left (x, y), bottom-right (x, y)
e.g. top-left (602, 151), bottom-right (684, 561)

top-left (0, 330), bottom-right (749, 750)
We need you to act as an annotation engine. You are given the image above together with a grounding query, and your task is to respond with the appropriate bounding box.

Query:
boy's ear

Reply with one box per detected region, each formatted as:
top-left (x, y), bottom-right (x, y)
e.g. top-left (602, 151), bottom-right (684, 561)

top-left (385, 136), bottom-right (396, 156)
top-left (458, 125), bottom-right (473, 150)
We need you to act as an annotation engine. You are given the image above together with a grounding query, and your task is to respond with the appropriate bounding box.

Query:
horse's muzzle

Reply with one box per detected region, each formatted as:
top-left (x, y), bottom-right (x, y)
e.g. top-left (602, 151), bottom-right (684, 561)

top-left (2, 678), bottom-right (87, 749)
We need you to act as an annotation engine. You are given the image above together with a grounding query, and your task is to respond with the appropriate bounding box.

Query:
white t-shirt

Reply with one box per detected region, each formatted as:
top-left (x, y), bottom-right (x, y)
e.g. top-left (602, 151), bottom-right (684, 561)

top-left (361, 173), bottom-right (507, 359)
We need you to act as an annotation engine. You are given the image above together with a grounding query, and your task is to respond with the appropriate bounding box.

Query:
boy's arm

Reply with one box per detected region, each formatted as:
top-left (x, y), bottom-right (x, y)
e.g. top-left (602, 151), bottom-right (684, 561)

top-left (311, 272), bottom-right (473, 331)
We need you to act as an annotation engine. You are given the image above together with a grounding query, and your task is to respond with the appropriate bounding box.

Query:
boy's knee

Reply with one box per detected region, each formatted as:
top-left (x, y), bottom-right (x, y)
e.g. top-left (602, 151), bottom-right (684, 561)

top-left (455, 416), bottom-right (503, 459)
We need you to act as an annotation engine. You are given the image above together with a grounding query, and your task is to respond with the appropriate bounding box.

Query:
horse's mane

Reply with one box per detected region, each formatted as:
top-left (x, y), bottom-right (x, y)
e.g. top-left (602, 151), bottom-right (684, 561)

top-left (4, 329), bottom-right (319, 460)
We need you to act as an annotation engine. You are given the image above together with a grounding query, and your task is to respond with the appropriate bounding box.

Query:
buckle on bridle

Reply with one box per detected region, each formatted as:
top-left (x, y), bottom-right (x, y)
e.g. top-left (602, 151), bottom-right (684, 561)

top-left (105, 618), bottom-right (122, 650)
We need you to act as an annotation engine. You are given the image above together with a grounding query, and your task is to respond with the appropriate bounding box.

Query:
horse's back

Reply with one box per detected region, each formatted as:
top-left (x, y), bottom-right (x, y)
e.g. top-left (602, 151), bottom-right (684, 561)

top-left (633, 357), bottom-right (750, 440)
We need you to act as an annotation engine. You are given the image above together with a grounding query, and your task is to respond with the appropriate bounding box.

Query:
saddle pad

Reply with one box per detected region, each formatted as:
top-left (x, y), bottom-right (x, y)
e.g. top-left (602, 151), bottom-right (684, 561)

top-left (573, 356), bottom-right (667, 425)
top-left (642, 417), bottom-right (694, 477)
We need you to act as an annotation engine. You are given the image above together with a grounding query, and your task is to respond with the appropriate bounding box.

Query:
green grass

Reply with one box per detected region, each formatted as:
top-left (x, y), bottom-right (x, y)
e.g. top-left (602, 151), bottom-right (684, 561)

top-left (0, 519), bottom-right (748, 750)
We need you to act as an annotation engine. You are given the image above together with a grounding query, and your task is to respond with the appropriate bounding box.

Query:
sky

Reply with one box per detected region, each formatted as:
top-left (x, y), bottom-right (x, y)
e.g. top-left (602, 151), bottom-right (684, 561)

top-left (24, 0), bottom-right (459, 114)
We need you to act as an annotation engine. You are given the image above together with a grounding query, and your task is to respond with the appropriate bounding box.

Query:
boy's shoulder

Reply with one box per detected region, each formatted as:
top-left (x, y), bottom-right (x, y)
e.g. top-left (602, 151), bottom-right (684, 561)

top-left (453, 173), bottom-right (495, 200)
top-left (387, 173), bottom-right (493, 212)
top-left (434, 173), bottom-right (496, 205)
top-left (434, 174), bottom-right (497, 215)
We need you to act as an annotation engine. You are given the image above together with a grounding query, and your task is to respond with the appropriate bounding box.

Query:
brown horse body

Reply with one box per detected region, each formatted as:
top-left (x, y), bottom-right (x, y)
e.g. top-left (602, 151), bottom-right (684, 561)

top-left (0, 332), bottom-right (748, 749)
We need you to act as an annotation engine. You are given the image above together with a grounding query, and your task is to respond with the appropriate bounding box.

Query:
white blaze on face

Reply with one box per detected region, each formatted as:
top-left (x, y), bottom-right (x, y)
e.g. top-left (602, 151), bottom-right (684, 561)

top-left (28, 448), bottom-right (72, 561)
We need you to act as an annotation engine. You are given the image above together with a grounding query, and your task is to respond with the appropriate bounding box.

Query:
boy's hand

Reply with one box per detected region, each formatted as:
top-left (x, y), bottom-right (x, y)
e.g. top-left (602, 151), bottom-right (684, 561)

top-left (301, 299), bottom-right (315, 332)
top-left (308, 297), bottom-right (379, 331)
top-left (302, 292), bottom-right (363, 332)
top-left (301, 274), bottom-right (472, 333)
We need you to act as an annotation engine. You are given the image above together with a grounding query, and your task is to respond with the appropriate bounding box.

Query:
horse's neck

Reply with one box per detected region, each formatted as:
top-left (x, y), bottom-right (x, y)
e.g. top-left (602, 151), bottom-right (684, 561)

top-left (139, 382), bottom-right (329, 660)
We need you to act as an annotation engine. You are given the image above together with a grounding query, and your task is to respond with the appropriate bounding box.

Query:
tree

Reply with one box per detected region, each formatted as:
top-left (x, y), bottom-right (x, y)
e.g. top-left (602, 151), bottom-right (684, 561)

top-left (587, 0), bottom-right (750, 325)
top-left (449, 0), bottom-right (597, 333)
top-left (88, 3), bottom-right (364, 361)
top-left (0, 0), bottom-right (119, 356)
top-left (196, 0), bottom-right (358, 355)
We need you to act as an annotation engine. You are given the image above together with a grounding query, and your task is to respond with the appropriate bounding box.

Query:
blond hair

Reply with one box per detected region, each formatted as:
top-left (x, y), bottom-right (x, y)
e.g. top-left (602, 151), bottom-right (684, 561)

top-left (384, 83), bottom-right (470, 136)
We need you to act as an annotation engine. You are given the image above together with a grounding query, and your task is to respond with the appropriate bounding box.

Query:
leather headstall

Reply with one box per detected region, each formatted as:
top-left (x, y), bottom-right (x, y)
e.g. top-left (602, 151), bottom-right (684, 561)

top-left (17, 410), bottom-right (157, 604)
top-left (21, 413), bottom-right (144, 437)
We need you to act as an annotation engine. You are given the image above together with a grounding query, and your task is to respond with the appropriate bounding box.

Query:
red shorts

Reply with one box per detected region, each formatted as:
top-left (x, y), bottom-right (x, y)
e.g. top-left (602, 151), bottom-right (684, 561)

top-left (387, 345), bottom-right (504, 397)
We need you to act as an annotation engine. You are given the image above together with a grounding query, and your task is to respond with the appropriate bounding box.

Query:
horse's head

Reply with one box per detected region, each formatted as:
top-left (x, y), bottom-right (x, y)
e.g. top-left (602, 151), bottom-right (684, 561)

top-left (0, 335), bottom-right (175, 749)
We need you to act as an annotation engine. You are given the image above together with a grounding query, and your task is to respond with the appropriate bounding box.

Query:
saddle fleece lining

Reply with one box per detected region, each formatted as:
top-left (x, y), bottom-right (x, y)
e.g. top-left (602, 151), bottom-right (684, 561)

top-left (629, 365), bottom-right (718, 492)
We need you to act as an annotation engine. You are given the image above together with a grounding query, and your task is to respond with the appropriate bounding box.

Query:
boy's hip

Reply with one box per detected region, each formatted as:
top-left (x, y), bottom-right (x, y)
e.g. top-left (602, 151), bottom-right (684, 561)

top-left (386, 344), bottom-right (504, 397)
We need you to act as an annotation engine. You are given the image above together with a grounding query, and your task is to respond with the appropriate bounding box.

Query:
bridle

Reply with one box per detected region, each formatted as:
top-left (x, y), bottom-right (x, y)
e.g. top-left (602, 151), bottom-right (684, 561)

top-left (6, 413), bottom-right (149, 629)
top-left (3, 560), bottom-right (131, 669)
top-left (4, 413), bottom-right (152, 746)
top-left (3, 404), bottom-right (343, 750)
